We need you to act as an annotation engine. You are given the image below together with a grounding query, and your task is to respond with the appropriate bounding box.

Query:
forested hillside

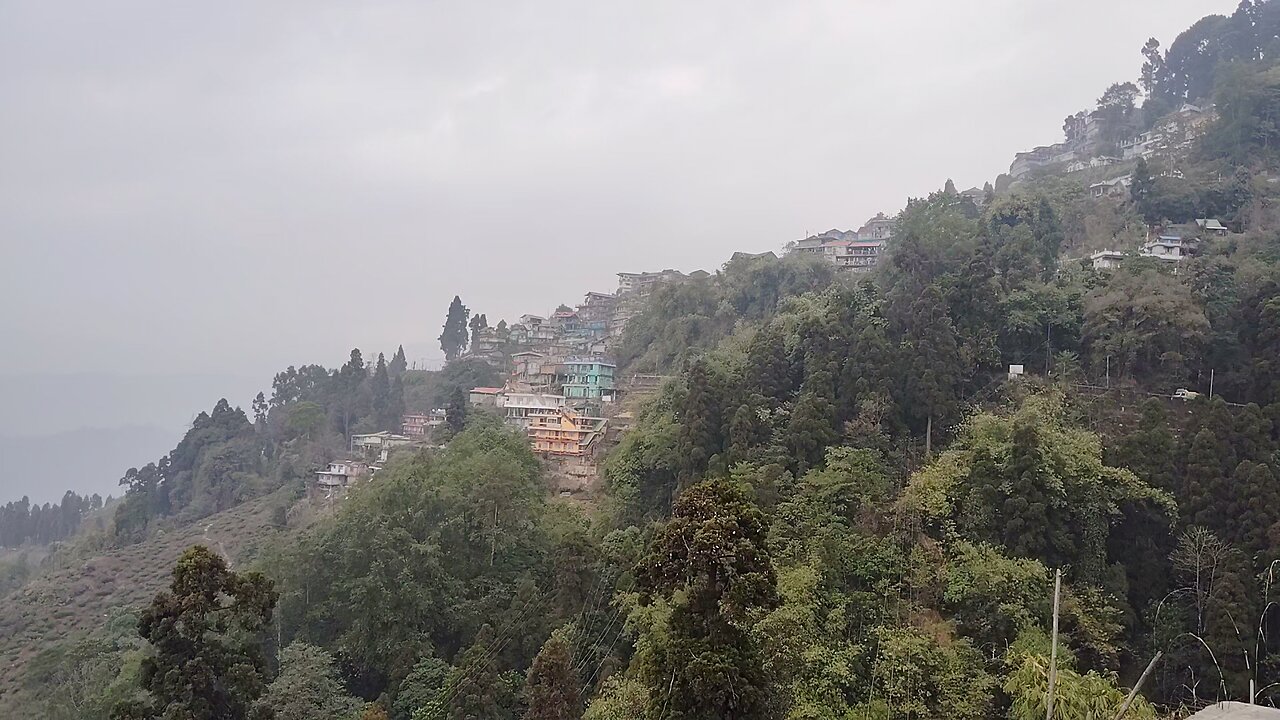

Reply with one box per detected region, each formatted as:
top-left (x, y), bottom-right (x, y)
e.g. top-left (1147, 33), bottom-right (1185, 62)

top-left (5, 3), bottom-right (1280, 719)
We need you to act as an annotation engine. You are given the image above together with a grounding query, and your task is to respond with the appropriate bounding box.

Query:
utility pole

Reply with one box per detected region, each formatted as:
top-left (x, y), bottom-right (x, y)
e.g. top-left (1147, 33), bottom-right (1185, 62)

top-left (1209, 369), bottom-right (1215, 399)
top-left (1046, 568), bottom-right (1062, 720)
top-left (1113, 651), bottom-right (1162, 720)
top-left (1106, 355), bottom-right (1111, 389)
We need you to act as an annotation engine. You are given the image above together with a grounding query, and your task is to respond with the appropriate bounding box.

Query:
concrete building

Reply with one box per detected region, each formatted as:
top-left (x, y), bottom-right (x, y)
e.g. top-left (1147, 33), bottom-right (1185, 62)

top-left (401, 410), bottom-right (445, 437)
top-left (468, 387), bottom-right (504, 406)
top-left (616, 269), bottom-right (685, 296)
top-left (1090, 176), bottom-right (1130, 198)
top-left (1196, 218), bottom-right (1229, 237)
top-left (856, 214), bottom-right (894, 241)
top-left (1088, 249), bottom-right (1126, 270)
top-left (1141, 236), bottom-right (1193, 262)
top-left (350, 431), bottom-right (413, 462)
top-left (562, 357), bottom-right (616, 401)
top-left (316, 459), bottom-right (370, 488)
top-left (527, 407), bottom-right (607, 456)
top-left (500, 392), bottom-right (566, 429)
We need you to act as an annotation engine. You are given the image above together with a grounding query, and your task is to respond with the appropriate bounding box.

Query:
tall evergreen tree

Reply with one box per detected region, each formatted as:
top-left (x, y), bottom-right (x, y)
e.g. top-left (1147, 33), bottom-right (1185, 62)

top-left (446, 387), bottom-right (468, 435)
top-left (389, 344), bottom-right (408, 377)
top-left (1111, 399), bottom-right (1177, 492)
top-left (251, 392), bottom-right (268, 428)
top-left (1225, 460), bottom-right (1280, 568)
top-left (523, 631), bottom-right (581, 720)
top-left (112, 546), bottom-right (278, 720)
top-left (676, 359), bottom-right (721, 480)
top-left (440, 296), bottom-right (470, 362)
top-left (372, 353), bottom-right (392, 431)
top-left (635, 478), bottom-right (779, 719)
top-left (1182, 428), bottom-right (1236, 531)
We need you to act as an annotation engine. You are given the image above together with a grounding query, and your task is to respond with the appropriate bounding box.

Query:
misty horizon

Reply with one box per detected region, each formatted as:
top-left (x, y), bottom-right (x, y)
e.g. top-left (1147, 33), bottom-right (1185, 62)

top-left (0, 0), bottom-right (1239, 502)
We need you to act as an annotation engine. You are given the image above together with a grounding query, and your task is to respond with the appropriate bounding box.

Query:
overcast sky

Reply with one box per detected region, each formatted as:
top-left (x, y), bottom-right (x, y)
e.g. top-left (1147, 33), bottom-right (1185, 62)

top-left (1, 0), bottom-right (1236, 387)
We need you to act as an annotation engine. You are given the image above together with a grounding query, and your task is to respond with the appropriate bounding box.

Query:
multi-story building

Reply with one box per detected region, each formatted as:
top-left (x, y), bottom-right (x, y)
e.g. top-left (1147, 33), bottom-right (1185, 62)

top-left (1141, 236), bottom-right (1193, 262)
top-left (527, 407), bottom-right (608, 456)
top-left (834, 241), bottom-right (883, 272)
top-left (401, 410), bottom-right (446, 437)
top-left (500, 392), bottom-right (567, 429)
top-left (856, 213), bottom-right (894, 241)
top-left (616, 269), bottom-right (686, 296)
top-left (349, 431), bottom-right (414, 462)
top-left (316, 459), bottom-right (370, 489)
top-left (562, 357), bottom-right (616, 401)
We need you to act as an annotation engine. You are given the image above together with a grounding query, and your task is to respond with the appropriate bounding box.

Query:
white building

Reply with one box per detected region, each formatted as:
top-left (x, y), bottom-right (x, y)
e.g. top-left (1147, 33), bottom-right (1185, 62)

top-left (316, 459), bottom-right (369, 488)
top-left (1140, 236), bottom-right (1192, 262)
top-left (1088, 250), bottom-right (1126, 270)
top-left (499, 392), bottom-right (567, 429)
top-left (350, 431), bottom-right (414, 462)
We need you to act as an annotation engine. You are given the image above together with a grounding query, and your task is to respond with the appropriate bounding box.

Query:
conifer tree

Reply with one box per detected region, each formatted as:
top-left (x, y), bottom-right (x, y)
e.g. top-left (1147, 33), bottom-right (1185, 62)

top-left (1001, 417), bottom-right (1054, 562)
top-left (1225, 460), bottom-right (1280, 567)
top-left (676, 359), bottom-right (720, 479)
top-left (1182, 428), bottom-right (1235, 530)
top-left (389, 344), bottom-right (408, 377)
top-left (443, 625), bottom-right (514, 720)
top-left (372, 353), bottom-right (392, 430)
top-left (1111, 399), bottom-right (1177, 492)
top-left (112, 546), bottom-right (278, 720)
top-left (523, 631), bottom-right (580, 720)
top-left (635, 478), bottom-right (778, 719)
top-left (252, 392), bottom-right (268, 428)
top-left (440, 296), bottom-right (470, 362)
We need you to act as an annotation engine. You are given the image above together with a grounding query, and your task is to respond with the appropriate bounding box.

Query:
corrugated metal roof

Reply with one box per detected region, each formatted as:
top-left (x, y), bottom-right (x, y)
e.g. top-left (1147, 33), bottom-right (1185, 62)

top-left (1188, 702), bottom-right (1280, 720)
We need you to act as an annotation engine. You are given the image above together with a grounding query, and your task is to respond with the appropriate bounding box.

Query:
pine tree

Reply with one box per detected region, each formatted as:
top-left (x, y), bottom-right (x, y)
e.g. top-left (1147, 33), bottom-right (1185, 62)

top-left (676, 359), bottom-right (720, 480)
top-left (112, 546), bottom-right (278, 720)
top-left (901, 284), bottom-right (963, 450)
top-left (1001, 417), bottom-right (1054, 562)
top-left (1225, 460), bottom-right (1280, 568)
top-left (251, 392), bottom-right (268, 428)
top-left (389, 344), bottom-right (408, 377)
top-left (440, 296), bottom-right (470, 362)
top-left (1182, 428), bottom-right (1235, 531)
top-left (444, 625), bottom-right (512, 720)
top-left (523, 631), bottom-right (581, 720)
top-left (446, 387), bottom-right (468, 435)
top-left (635, 478), bottom-right (778, 719)
top-left (372, 353), bottom-right (392, 431)
top-left (1234, 403), bottom-right (1274, 463)
top-left (1111, 399), bottom-right (1177, 492)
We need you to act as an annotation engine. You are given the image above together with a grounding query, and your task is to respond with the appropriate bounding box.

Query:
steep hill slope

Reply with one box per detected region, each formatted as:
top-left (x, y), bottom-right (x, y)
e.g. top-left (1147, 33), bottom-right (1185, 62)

top-left (0, 487), bottom-right (309, 714)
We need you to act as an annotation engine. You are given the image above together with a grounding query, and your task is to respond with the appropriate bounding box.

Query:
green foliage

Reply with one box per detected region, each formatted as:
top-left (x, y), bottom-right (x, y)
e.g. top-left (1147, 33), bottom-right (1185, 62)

top-left (267, 424), bottom-right (548, 696)
top-left (867, 627), bottom-right (994, 720)
top-left (113, 545), bottom-right (278, 720)
top-left (440, 296), bottom-right (470, 362)
top-left (1004, 651), bottom-right (1155, 720)
top-left (522, 630), bottom-right (581, 720)
top-left (635, 478), bottom-right (779, 719)
top-left (941, 541), bottom-right (1049, 649)
top-left (255, 642), bottom-right (362, 720)
top-left (1082, 265), bottom-right (1209, 383)
top-left (903, 394), bottom-right (1176, 587)
top-left (24, 609), bottom-right (147, 720)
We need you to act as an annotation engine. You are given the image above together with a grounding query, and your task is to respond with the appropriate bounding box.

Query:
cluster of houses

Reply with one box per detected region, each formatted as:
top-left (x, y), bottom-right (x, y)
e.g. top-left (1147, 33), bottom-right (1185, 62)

top-left (314, 430), bottom-right (418, 493)
top-left (1011, 103), bottom-right (1214, 181)
top-left (313, 267), bottom-right (720, 496)
top-left (1087, 218), bottom-right (1232, 271)
top-left (787, 213), bottom-right (896, 271)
